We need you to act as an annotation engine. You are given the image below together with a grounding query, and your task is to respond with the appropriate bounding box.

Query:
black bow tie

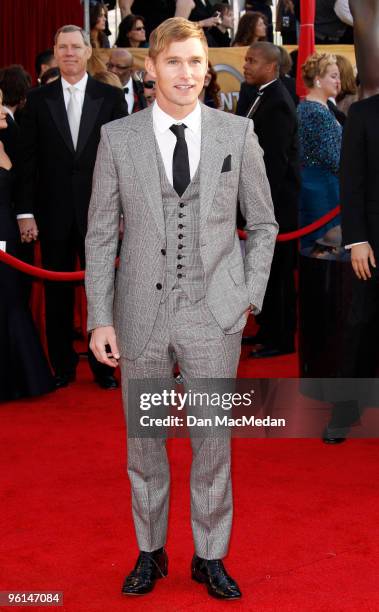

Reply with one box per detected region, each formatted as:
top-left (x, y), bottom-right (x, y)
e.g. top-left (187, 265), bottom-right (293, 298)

top-left (123, 87), bottom-right (129, 94)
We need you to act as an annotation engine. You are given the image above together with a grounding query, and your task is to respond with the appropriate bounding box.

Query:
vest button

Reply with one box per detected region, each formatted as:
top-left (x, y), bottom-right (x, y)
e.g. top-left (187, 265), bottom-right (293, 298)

top-left (178, 234), bottom-right (183, 239)
top-left (178, 244), bottom-right (183, 249)
top-left (179, 203), bottom-right (185, 208)
top-left (156, 283), bottom-right (162, 290)
top-left (177, 254), bottom-right (183, 260)
top-left (178, 213), bottom-right (184, 218)
top-left (178, 224), bottom-right (184, 229)
top-left (177, 273), bottom-right (183, 279)
top-left (160, 249), bottom-right (166, 256)
top-left (177, 264), bottom-right (182, 269)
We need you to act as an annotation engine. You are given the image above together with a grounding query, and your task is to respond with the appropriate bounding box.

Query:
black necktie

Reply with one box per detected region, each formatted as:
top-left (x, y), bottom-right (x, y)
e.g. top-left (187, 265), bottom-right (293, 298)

top-left (169, 123), bottom-right (191, 197)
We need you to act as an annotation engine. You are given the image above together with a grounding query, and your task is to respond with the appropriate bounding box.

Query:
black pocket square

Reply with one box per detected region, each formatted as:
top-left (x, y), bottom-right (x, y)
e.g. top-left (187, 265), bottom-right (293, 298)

top-left (221, 154), bottom-right (232, 173)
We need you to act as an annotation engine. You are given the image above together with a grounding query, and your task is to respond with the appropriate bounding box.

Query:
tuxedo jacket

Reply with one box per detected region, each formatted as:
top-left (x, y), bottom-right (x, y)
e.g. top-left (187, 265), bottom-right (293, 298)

top-left (16, 75), bottom-right (128, 240)
top-left (341, 95), bottom-right (379, 256)
top-left (240, 79), bottom-right (300, 232)
top-left (85, 104), bottom-right (278, 360)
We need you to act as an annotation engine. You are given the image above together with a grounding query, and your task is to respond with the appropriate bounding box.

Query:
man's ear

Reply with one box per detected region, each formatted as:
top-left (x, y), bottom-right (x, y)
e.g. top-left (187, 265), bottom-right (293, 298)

top-left (145, 55), bottom-right (157, 79)
top-left (86, 44), bottom-right (93, 61)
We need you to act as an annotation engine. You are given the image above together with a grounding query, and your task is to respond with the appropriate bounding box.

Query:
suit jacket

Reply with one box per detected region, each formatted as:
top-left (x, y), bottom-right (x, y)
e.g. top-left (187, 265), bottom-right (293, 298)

top-left (240, 79), bottom-right (300, 232)
top-left (341, 95), bottom-right (379, 255)
top-left (0, 114), bottom-right (19, 165)
top-left (16, 75), bottom-right (128, 240)
top-left (85, 104), bottom-right (278, 360)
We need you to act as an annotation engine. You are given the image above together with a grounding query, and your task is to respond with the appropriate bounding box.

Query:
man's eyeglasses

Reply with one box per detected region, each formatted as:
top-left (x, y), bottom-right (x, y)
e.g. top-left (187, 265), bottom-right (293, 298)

top-left (143, 80), bottom-right (155, 89)
top-left (133, 26), bottom-right (145, 31)
top-left (106, 62), bottom-right (133, 70)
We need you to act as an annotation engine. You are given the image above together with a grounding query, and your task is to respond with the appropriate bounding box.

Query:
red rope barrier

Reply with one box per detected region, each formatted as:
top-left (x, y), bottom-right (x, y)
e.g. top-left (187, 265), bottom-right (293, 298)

top-left (0, 205), bottom-right (341, 280)
top-left (238, 205), bottom-right (340, 241)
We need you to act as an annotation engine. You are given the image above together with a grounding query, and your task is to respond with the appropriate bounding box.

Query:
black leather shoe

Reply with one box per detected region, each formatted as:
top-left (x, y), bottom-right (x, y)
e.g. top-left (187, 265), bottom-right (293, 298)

top-left (121, 548), bottom-right (168, 595)
top-left (191, 555), bottom-right (241, 600)
top-left (54, 372), bottom-right (76, 389)
top-left (250, 345), bottom-right (295, 359)
top-left (322, 428), bottom-right (346, 444)
top-left (94, 374), bottom-right (119, 389)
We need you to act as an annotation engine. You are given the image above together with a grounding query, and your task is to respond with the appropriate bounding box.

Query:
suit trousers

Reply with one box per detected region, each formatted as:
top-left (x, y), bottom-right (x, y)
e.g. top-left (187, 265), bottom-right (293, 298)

top-left (327, 269), bottom-right (379, 435)
top-left (255, 241), bottom-right (297, 351)
top-left (40, 229), bottom-right (114, 379)
top-left (120, 287), bottom-right (243, 559)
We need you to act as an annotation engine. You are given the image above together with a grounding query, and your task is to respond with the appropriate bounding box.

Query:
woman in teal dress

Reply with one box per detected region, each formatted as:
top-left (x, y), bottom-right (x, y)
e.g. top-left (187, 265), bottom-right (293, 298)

top-left (297, 52), bottom-right (342, 248)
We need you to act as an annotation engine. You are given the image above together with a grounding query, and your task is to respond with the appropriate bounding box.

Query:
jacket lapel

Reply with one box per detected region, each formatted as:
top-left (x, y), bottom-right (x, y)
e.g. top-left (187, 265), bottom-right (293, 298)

top-left (199, 104), bottom-right (228, 232)
top-left (127, 107), bottom-right (165, 239)
top-left (45, 78), bottom-right (75, 154)
top-left (75, 76), bottom-right (103, 158)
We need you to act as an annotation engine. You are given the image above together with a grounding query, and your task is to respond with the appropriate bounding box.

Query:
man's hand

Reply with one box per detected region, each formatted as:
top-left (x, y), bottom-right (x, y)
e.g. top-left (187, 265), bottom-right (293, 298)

top-left (351, 243), bottom-right (376, 280)
top-left (90, 325), bottom-right (120, 367)
top-left (18, 218), bottom-right (39, 243)
top-left (244, 306), bottom-right (253, 321)
top-left (199, 16), bottom-right (222, 28)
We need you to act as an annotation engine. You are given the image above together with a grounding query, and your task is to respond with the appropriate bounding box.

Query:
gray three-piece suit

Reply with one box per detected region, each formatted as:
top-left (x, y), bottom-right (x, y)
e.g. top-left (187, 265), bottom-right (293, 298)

top-left (85, 103), bottom-right (278, 559)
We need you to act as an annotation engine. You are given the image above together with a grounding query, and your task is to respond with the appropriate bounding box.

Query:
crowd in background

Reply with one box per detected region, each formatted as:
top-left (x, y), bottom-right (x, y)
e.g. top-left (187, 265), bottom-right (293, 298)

top-left (0, 0), bottom-right (359, 401)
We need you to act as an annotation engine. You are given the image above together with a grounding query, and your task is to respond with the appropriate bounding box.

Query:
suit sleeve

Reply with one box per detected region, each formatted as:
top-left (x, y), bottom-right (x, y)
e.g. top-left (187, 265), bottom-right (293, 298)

top-left (238, 120), bottom-right (279, 313)
top-left (340, 103), bottom-right (368, 246)
top-left (111, 88), bottom-right (129, 119)
top-left (257, 101), bottom-right (295, 204)
top-left (85, 125), bottom-right (121, 331)
top-left (15, 94), bottom-right (38, 215)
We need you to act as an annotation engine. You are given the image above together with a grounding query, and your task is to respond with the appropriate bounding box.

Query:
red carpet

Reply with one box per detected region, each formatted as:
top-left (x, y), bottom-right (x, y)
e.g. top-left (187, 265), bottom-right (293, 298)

top-left (1, 350), bottom-right (378, 611)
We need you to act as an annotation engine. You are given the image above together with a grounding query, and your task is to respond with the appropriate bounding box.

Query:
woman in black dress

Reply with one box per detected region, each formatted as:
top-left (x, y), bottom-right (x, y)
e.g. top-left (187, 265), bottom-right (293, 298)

top-left (0, 104), bottom-right (54, 401)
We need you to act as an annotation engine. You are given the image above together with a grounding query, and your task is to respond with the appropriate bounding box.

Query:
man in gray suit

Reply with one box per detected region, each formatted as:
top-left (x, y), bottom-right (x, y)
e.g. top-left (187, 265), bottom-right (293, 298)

top-left (85, 17), bottom-right (277, 599)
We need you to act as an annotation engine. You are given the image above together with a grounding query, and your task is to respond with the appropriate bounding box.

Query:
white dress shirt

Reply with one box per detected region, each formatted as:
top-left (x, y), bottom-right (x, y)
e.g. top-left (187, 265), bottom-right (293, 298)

top-left (17, 73), bottom-right (88, 220)
top-left (123, 76), bottom-right (134, 114)
top-left (152, 101), bottom-right (201, 186)
top-left (61, 72), bottom-right (88, 113)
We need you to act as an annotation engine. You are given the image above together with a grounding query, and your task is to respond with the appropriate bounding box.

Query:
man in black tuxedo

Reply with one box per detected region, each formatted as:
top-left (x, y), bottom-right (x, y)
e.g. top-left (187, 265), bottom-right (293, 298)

top-left (16, 25), bottom-right (128, 389)
top-left (106, 49), bottom-right (147, 114)
top-left (321, 95), bottom-right (379, 443)
top-left (340, 97), bottom-right (379, 374)
top-left (237, 42), bottom-right (300, 358)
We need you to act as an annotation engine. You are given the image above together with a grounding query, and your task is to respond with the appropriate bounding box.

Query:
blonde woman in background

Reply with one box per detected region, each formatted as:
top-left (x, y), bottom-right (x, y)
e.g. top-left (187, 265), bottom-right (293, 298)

top-left (297, 53), bottom-right (342, 248)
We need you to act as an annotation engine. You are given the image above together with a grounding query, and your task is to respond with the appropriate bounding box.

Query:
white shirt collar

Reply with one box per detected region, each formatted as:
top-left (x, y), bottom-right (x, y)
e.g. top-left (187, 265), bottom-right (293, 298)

top-left (259, 78), bottom-right (278, 92)
top-left (61, 72), bottom-right (88, 92)
top-left (124, 76), bottom-right (134, 91)
top-left (152, 101), bottom-right (201, 135)
top-left (3, 106), bottom-right (14, 120)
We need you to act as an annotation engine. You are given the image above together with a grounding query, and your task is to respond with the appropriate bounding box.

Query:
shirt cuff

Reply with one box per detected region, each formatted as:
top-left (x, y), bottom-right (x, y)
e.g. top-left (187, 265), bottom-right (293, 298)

top-left (16, 214), bottom-right (34, 219)
top-left (345, 241), bottom-right (368, 249)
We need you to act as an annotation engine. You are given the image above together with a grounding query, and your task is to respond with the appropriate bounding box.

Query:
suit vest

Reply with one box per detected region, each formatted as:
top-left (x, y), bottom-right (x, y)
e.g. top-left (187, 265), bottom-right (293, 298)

top-left (155, 141), bottom-right (206, 303)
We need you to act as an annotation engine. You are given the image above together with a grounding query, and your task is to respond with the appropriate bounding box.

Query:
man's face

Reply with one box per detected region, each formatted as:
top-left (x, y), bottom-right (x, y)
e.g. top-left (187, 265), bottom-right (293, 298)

top-left (243, 48), bottom-right (273, 86)
top-left (145, 38), bottom-right (208, 118)
top-left (107, 49), bottom-right (133, 86)
top-left (40, 56), bottom-right (58, 78)
top-left (54, 31), bottom-right (92, 81)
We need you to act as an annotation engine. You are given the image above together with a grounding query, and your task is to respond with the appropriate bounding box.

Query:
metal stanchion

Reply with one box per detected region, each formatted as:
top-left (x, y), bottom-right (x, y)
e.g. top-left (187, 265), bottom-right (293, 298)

top-left (83, 0), bottom-right (90, 34)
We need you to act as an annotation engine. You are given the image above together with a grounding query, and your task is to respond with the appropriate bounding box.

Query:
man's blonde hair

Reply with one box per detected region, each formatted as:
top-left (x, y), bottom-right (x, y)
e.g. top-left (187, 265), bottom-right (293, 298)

top-left (148, 17), bottom-right (208, 60)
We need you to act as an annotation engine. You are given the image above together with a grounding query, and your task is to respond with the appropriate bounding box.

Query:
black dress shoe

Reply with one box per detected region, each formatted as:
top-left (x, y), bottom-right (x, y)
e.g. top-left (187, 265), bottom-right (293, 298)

top-left (191, 555), bottom-right (241, 600)
top-left (250, 345), bottom-right (295, 359)
top-left (54, 372), bottom-right (76, 389)
top-left (121, 548), bottom-right (168, 595)
top-left (94, 374), bottom-right (119, 389)
top-left (322, 428), bottom-right (346, 444)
